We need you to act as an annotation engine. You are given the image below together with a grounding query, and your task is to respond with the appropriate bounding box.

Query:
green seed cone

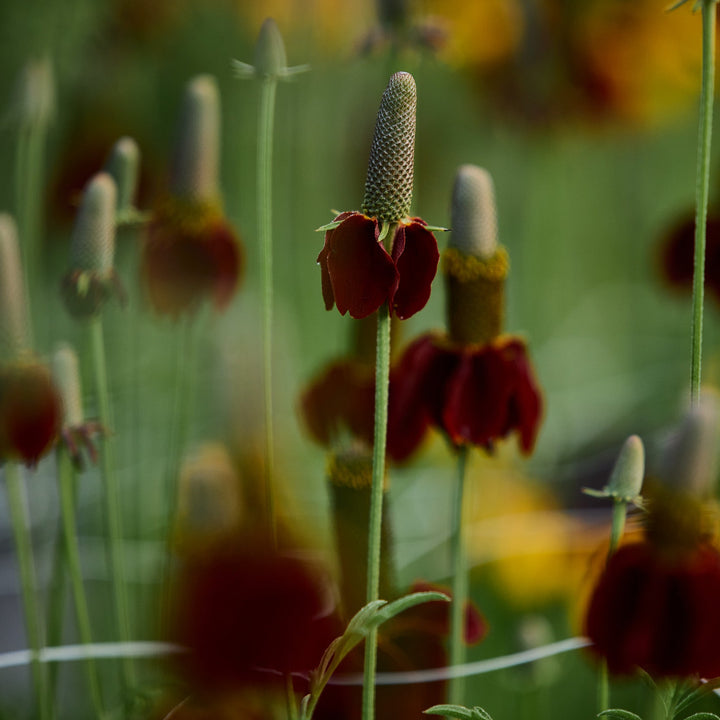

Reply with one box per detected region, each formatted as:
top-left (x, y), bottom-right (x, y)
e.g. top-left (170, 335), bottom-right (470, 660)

top-left (606, 434), bottom-right (645, 501)
top-left (105, 136), bottom-right (140, 215)
top-left (450, 165), bottom-right (498, 259)
top-left (170, 75), bottom-right (220, 202)
top-left (70, 172), bottom-right (117, 274)
top-left (16, 55), bottom-right (54, 128)
top-left (0, 214), bottom-right (29, 362)
top-left (361, 71), bottom-right (416, 223)
top-left (52, 343), bottom-right (84, 428)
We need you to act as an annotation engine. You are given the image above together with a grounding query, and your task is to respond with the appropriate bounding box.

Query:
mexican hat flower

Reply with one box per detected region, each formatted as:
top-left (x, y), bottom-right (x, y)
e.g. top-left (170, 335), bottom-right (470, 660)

top-left (585, 393), bottom-right (720, 678)
top-left (142, 75), bottom-right (243, 317)
top-left (387, 165), bottom-right (542, 460)
top-left (317, 71), bottom-right (440, 320)
top-left (0, 215), bottom-right (61, 466)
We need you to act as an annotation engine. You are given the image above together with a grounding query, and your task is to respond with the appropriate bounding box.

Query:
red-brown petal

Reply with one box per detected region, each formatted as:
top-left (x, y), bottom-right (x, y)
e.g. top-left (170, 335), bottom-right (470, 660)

top-left (0, 364), bottom-right (61, 466)
top-left (390, 221), bottom-right (439, 319)
top-left (205, 219), bottom-right (243, 311)
top-left (321, 214), bottom-right (398, 319)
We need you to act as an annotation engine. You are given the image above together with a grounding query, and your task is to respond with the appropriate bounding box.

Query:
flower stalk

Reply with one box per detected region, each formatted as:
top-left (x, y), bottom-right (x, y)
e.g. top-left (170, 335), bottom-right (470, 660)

top-left (690, 0), bottom-right (718, 403)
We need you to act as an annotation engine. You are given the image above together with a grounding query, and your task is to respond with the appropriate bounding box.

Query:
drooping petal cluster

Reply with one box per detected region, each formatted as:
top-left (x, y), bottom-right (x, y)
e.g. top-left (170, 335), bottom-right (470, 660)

top-left (142, 198), bottom-right (242, 317)
top-left (0, 362), bottom-right (61, 466)
top-left (388, 333), bottom-right (542, 461)
top-left (318, 212), bottom-right (438, 320)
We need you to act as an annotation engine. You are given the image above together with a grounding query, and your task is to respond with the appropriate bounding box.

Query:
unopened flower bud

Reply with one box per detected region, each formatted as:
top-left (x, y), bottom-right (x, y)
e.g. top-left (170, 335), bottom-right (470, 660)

top-left (254, 18), bottom-right (288, 79)
top-left (362, 71), bottom-right (417, 224)
top-left (52, 343), bottom-right (84, 428)
top-left (170, 75), bottom-right (220, 202)
top-left (444, 165), bottom-right (508, 345)
top-left (71, 173), bottom-right (117, 274)
top-left (0, 214), bottom-right (30, 362)
top-left (606, 435), bottom-right (645, 502)
top-left (661, 389), bottom-right (720, 498)
top-left (105, 136), bottom-right (140, 218)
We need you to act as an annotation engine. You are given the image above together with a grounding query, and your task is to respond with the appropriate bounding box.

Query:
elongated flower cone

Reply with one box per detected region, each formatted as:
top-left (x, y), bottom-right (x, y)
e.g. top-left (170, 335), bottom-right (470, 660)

top-left (0, 215), bottom-right (30, 363)
top-left (361, 71), bottom-right (417, 223)
top-left (105, 136), bottom-right (141, 218)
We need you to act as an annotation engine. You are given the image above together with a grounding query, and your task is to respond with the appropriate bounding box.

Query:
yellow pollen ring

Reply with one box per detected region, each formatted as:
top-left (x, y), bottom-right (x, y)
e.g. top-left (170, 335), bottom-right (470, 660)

top-left (154, 195), bottom-right (223, 236)
top-left (326, 450), bottom-right (375, 490)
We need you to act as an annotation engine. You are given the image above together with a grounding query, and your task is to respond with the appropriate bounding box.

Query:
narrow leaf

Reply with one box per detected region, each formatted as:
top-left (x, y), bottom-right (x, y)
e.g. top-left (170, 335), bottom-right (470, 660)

top-left (369, 591), bottom-right (449, 630)
top-left (598, 710), bottom-right (643, 720)
top-left (424, 704), bottom-right (477, 720)
top-left (683, 714), bottom-right (720, 720)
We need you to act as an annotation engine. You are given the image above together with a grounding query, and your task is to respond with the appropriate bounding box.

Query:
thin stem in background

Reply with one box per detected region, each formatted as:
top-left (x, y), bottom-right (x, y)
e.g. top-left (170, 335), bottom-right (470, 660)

top-left (448, 445), bottom-right (469, 705)
top-left (690, 0), bottom-right (717, 403)
top-left (362, 301), bottom-right (392, 720)
top-left (57, 446), bottom-right (108, 719)
top-left (4, 462), bottom-right (51, 720)
top-left (45, 506), bottom-right (69, 700)
top-left (258, 76), bottom-right (278, 545)
top-left (597, 498), bottom-right (629, 714)
top-left (89, 316), bottom-right (135, 693)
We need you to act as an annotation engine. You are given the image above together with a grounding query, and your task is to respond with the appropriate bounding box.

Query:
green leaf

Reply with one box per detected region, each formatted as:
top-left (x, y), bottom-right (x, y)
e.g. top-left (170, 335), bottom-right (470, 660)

top-left (368, 590), bottom-right (449, 630)
top-left (425, 704), bottom-right (493, 720)
top-left (683, 714), bottom-right (720, 720)
top-left (315, 220), bottom-right (342, 232)
top-left (598, 710), bottom-right (643, 720)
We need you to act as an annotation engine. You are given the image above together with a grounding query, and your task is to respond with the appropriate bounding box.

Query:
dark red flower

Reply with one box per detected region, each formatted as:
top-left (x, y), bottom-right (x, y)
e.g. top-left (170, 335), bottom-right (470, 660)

top-left (300, 358), bottom-right (375, 448)
top-left (0, 362), bottom-right (61, 466)
top-left (318, 212), bottom-right (439, 320)
top-left (585, 540), bottom-right (720, 678)
top-left (387, 333), bottom-right (542, 461)
top-left (170, 540), bottom-right (339, 693)
top-left (142, 198), bottom-right (243, 317)
top-left (658, 211), bottom-right (720, 305)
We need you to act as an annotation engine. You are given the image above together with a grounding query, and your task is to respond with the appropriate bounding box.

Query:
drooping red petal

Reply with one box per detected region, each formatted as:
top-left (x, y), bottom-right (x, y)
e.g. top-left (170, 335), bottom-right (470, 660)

top-left (499, 339), bottom-right (543, 454)
top-left (318, 213), bottom-right (398, 319)
top-left (390, 219), bottom-right (439, 320)
top-left (0, 364), bottom-right (61, 466)
top-left (443, 346), bottom-right (513, 448)
top-left (387, 334), bottom-right (458, 462)
top-left (300, 360), bottom-right (374, 448)
top-left (204, 219), bottom-right (243, 311)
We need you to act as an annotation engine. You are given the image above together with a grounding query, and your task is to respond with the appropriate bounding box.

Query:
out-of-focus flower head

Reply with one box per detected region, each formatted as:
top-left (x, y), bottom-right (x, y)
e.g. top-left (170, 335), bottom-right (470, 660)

top-left (61, 172), bottom-right (126, 319)
top-left (0, 215), bottom-right (60, 466)
top-left (317, 72), bottom-right (440, 321)
top-left (52, 343), bottom-right (103, 469)
top-left (388, 165), bottom-right (542, 461)
top-left (585, 390), bottom-right (720, 678)
top-left (169, 534), bottom-right (340, 693)
top-left (142, 75), bottom-right (243, 318)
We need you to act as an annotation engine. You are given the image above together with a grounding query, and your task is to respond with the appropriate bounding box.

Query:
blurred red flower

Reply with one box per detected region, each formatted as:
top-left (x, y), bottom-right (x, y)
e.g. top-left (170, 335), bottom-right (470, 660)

top-left (318, 212), bottom-right (439, 320)
top-left (387, 333), bottom-right (542, 461)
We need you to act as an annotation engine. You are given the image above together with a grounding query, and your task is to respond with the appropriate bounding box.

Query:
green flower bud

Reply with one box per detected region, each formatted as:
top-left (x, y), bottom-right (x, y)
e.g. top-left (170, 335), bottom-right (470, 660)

top-left (606, 434), bottom-right (645, 502)
top-left (105, 136), bottom-right (140, 217)
top-left (254, 18), bottom-right (288, 79)
top-left (361, 71), bottom-right (417, 224)
top-left (52, 343), bottom-right (84, 428)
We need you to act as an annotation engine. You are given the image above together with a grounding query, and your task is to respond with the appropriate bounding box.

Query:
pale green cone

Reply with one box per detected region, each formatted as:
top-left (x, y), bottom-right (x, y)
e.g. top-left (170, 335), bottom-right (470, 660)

top-left (254, 18), bottom-right (287, 79)
top-left (70, 173), bottom-right (117, 274)
top-left (52, 343), bottom-right (84, 428)
top-left (361, 71), bottom-right (417, 224)
top-left (606, 435), bottom-right (645, 502)
top-left (105, 136), bottom-right (140, 217)
top-left (15, 55), bottom-right (54, 129)
top-left (0, 214), bottom-right (30, 362)
top-left (449, 165), bottom-right (498, 260)
top-left (170, 75), bottom-right (220, 202)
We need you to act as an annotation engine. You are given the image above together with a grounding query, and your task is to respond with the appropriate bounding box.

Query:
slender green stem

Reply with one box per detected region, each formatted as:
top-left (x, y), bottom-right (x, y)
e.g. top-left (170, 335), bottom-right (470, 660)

top-left (286, 674), bottom-right (299, 720)
top-left (690, 0), bottom-right (717, 404)
top-left (57, 446), bottom-right (108, 719)
top-left (598, 498), bottom-right (629, 713)
top-left (89, 316), bottom-right (135, 691)
top-left (45, 505), bottom-right (69, 700)
top-left (362, 302), bottom-right (392, 720)
top-left (4, 462), bottom-right (51, 720)
top-left (448, 445), bottom-right (469, 705)
top-left (258, 77), bottom-right (278, 545)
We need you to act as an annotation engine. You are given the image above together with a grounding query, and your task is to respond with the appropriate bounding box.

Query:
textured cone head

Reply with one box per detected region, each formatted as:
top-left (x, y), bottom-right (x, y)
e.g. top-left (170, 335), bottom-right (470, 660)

top-left (170, 75), bottom-right (220, 202)
top-left (661, 389), bottom-right (720, 497)
top-left (450, 165), bottom-right (498, 259)
top-left (52, 343), bottom-right (84, 428)
top-left (105, 136), bottom-right (140, 214)
top-left (607, 434), bottom-right (645, 500)
top-left (70, 173), bottom-right (117, 273)
top-left (254, 18), bottom-right (288, 78)
top-left (0, 214), bottom-right (29, 362)
top-left (361, 71), bottom-right (416, 223)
